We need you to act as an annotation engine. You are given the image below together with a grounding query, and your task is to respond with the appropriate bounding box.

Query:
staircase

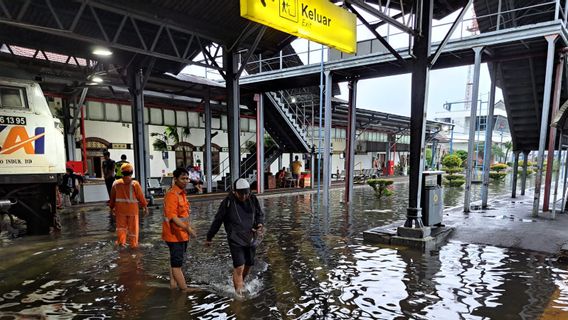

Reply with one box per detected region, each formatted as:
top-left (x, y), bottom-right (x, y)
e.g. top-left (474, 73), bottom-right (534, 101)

top-left (474, 0), bottom-right (561, 151)
top-left (218, 144), bottom-right (282, 191)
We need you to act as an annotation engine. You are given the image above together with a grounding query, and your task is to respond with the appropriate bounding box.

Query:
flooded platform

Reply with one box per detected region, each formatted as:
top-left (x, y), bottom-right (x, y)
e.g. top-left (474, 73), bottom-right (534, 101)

top-left (2, 179), bottom-right (568, 318)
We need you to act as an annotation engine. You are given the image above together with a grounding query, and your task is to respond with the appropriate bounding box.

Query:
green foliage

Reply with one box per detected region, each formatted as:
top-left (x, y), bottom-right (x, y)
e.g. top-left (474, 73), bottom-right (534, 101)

top-left (445, 174), bottom-right (465, 181)
top-left (151, 125), bottom-right (191, 151)
top-left (442, 154), bottom-right (462, 168)
top-left (489, 172), bottom-right (507, 181)
top-left (492, 144), bottom-right (505, 160)
top-left (443, 154), bottom-right (464, 187)
top-left (490, 163), bottom-right (508, 172)
top-left (425, 149), bottom-right (433, 165)
top-left (245, 135), bottom-right (278, 153)
top-left (367, 179), bottom-right (394, 199)
top-left (506, 162), bottom-right (513, 167)
top-left (454, 150), bottom-right (468, 165)
top-left (447, 179), bottom-right (465, 187)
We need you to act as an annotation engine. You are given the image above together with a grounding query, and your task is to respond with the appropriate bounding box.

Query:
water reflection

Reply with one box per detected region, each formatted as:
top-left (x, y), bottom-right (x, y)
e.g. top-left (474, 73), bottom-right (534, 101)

top-left (1, 177), bottom-right (567, 319)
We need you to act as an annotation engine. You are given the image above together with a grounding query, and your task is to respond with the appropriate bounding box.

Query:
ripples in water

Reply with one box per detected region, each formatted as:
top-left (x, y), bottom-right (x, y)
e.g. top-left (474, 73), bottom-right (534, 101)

top-left (1, 178), bottom-right (567, 319)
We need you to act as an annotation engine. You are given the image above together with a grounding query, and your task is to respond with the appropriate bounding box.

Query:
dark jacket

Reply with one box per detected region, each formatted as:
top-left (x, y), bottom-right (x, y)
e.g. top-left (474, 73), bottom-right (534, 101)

top-left (60, 173), bottom-right (83, 194)
top-left (206, 193), bottom-right (264, 245)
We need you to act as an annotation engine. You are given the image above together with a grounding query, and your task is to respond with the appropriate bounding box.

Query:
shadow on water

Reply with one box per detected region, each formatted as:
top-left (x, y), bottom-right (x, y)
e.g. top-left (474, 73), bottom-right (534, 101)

top-left (1, 175), bottom-right (568, 318)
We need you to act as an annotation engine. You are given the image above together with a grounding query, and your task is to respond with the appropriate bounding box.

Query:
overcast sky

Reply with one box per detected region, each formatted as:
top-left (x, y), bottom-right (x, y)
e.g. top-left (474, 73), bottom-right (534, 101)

top-left (336, 63), bottom-right (504, 119)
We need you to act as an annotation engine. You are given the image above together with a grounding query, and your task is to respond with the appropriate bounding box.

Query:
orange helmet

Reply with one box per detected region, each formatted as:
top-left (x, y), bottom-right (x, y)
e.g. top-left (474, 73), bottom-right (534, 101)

top-left (121, 163), bottom-right (133, 173)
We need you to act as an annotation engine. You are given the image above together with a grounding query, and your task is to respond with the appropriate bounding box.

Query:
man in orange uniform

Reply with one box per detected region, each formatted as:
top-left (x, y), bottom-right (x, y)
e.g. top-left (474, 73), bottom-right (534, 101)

top-left (110, 163), bottom-right (148, 248)
top-left (162, 167), bottom-right (196, 291)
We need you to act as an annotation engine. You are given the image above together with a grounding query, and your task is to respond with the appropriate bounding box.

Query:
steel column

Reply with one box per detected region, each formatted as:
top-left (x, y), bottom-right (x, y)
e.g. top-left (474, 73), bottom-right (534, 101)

top-left (128, 67), bottom-right (148, 196)
top-left (63, 99), bottom-right (75, 161)
top-left (552, 131), bottom-right (563, 217)
top-left (521, 151), bottom-right (529, 195)
top-left (278, 155), bottom-right (282, 172)
top-left (511, 151), bottom-right (520, 198)
top-left (482, 63), bottom-right (497, 208)
top-left (385, 139), bottom-right (391, 176)
top-left (543, 53), bottom-right (565, 211)
top-left (562, 148), bottom-right (568, 212)
top-left (430, 140), bottom-right (438, 169)
top-left (204, 90), bottom-right (212, 193)
top-left (464, 46), bottom-right (484, 213)
top-left (256, 93), bottom-right (265, 194)
top-left (533, 34), bottom-right (559, 216)
top-left (345, 80), bottom-right (358, 203)
top-left (404, 0), bottom-right (433, 228)
top-left (224, 51), bottom-right (241, 186)
top-left (323, 70), bottom-right (333, 205)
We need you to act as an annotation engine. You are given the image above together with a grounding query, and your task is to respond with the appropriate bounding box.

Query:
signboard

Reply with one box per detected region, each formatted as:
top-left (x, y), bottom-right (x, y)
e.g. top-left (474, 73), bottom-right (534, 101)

top-left (240, 0), bottom-right (357, 54)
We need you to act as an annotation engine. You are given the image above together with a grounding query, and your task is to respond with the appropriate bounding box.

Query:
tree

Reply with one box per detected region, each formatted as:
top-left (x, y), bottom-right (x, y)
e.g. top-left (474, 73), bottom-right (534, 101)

top-left (454, 150), bottom-right (468, 166)
top-left (503, 141), bottom-right (512, 163)
top-left (491, 144), bottom-right (505, 162)
top-left (425, 149), bottom-right (432, 167)
top-left (151, 126), bottom-right (191, 165)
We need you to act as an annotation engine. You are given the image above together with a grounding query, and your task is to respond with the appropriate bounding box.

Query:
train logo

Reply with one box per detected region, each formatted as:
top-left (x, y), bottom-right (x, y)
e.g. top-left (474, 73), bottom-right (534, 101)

top-left (0, 126), bottom-right (45, 155)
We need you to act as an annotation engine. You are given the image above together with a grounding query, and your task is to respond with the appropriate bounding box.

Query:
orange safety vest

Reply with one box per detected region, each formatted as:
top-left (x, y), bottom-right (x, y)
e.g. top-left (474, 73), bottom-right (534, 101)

top-left (162, 184), bottom-right (190, 242)
top-left (110, 179), bottom-right (147, 216)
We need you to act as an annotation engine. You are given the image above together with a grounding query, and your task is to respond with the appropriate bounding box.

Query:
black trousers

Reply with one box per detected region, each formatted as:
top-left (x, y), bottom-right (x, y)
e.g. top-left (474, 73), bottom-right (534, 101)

top-left (105, 177), bottom-right (115, 197)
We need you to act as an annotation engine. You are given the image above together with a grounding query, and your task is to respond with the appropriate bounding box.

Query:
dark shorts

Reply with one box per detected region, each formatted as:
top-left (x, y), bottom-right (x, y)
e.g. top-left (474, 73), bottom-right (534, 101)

top-left (166, 241), bottom-right (188, 268)
top-left (292, 173), bottom-right (299, 180)
top-left (229, 244), bottom-right (256, 268)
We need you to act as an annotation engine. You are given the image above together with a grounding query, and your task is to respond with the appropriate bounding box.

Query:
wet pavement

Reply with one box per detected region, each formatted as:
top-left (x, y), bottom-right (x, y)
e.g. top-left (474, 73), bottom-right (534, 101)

top-left (1, 177), bottom-right (568, 319)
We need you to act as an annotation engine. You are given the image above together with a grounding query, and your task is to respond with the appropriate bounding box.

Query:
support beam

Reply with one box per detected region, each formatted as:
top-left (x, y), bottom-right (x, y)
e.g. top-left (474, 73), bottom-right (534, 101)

top-left (224, 50), bottom-right (241, 186)
top-left (562, 148), bottom-right (568, 212)
top-left (464, 46), bottom-right (484, 213)
top-left (482, 63), bottom-right (498, 208)
top-left (543, 53), bottom-right (565, 211)
top-left (204, 90), bottom-right (213, 193)
top-left (128, 66), bottom-right (149, 197)
top-left (345, 80), bottom-right (358, 203)
top-left (404, 0), bottom-right (433, 229)
top-left (63, 98), bottom-right (75, 161)
top-left (323, 70), bottom-right (333, 205)
top-left (385, 139), bottom-right (391, 176)
top-left (521, 150), bottom-right (529, 195)
top-left (533, 34), bottom-right (559, 216)
top-left (552, 131), bottom-right (563, 217)
top-left (256, 93), bottom-right (265, 194)
top-left (347, 0), bottom-right (415, 35)
top-left (511, 151), bottom-right (520, 198)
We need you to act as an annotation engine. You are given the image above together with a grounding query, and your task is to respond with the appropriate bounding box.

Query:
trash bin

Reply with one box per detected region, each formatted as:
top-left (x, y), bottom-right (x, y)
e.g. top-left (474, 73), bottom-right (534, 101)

top-left (421, 171), bottom-right (444, 226)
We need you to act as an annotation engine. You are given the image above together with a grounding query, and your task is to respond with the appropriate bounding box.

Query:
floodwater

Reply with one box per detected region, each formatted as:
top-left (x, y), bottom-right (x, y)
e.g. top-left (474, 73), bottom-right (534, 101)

top-left (1, 176), bottom-right (568, 319)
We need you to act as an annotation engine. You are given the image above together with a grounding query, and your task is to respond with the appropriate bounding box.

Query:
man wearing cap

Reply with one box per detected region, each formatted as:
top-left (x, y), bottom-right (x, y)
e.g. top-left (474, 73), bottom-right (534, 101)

top-left (205, 178), bottom-right (265, 296)
top-left (162, 167), bottom-right (197, 291)
top-left (110, 163), bottom-right (148, 248)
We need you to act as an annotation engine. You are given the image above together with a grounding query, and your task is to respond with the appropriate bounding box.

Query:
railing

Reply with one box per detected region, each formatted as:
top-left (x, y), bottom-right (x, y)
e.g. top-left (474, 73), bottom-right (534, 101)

top-left (240, 1), bottom-right (560, 74)
top-left (211, 133), bottom-right (257, 183)
top-left (271, 90), bottom-right (313, 143)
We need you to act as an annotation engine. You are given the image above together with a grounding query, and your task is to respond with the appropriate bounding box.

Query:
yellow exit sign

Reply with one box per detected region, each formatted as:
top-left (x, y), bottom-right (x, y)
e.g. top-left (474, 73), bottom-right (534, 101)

top-left (240, 0), bottom-right (357, 54)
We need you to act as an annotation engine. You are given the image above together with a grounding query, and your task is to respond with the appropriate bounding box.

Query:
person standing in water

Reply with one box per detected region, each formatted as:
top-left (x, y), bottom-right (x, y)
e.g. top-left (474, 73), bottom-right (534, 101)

top-left (163, 167), bottom-right (196, 291)
top-left (205, 178), bottom-right (264, 296)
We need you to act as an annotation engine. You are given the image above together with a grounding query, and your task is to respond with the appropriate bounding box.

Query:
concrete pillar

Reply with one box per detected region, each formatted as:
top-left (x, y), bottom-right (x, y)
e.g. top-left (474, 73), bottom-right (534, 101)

top-left (521, 151), bottom-right (529, 195)
top-left (464, 46), bottom-right (484, 213)
top-left (511, 151), bottom-right (520, 198)
top-left (404, 0), bottom-right (433, 229)
top-left (345, 80), bottom-right (358, 203)
top-left (533, 34), bottom-right (559, 216)
top-left (128, 67), bottom-right (148, 196)
top-left (385, 140), bottom-right (391, 176)
top-left (481, 63), bottom-right (497, 208)
top-left (543, 53), bottom-right (565, 211)
top-left (323, 70), bottom-right (333, 205)
top-left (204, 91), bottom-right (213, 193)
top-left (278, 155), bottom-right (282, 171)
top-left (224, 51), bottom-right (241, 186)
top-left (255, 93), bottom-right (265, 194)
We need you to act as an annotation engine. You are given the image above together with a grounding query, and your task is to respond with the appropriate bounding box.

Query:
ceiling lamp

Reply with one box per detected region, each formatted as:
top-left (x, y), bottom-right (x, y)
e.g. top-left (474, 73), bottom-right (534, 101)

top-left (92, 48), bottom-right (113, 56)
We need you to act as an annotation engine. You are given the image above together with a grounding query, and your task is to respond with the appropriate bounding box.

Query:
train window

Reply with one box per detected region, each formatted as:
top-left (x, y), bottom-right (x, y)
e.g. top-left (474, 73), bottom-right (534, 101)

top-left (0, 86), bottom-right (27, 109)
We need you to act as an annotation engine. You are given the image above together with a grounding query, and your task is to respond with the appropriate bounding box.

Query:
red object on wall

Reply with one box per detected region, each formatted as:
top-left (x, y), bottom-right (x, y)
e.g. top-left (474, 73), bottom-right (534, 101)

top-left (387, 160), bottom-right (394, 176)
top-left (66, 161), bottom-right (83, 174)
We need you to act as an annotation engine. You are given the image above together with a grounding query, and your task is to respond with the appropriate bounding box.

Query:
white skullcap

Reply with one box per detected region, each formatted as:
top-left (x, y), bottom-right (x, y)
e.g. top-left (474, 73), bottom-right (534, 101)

top-left (235, 178), bottom-right (250, 190)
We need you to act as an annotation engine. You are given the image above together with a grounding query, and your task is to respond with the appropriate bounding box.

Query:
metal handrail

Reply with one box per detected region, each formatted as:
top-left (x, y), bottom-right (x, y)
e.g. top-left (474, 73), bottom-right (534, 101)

top-left (211, 133), bottom-right (257, 181)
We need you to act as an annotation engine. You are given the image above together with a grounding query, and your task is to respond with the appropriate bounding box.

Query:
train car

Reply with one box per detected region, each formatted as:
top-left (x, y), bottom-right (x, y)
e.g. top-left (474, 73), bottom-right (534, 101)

top-left (0, 77), bottom-right (65, 234)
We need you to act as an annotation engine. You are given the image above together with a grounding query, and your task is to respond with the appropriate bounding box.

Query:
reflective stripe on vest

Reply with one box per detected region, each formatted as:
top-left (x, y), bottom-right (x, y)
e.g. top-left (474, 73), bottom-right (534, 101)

top-left (116, 183), bottom-right (138, 203)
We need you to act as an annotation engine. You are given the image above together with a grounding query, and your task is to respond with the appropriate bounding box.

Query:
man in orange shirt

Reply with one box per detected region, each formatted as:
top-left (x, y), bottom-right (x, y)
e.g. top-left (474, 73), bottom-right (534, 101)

top-left (162, 167), bottom-right (196, 291)
top-left (109, 163), bottom-right (148, 248)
